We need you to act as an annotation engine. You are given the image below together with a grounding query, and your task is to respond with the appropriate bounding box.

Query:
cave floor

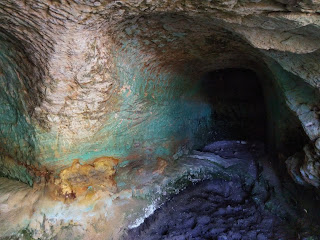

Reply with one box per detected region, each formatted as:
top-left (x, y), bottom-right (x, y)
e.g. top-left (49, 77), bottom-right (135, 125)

top-left (0, 141), bottom-right (319, 239)
top-left (125, 179), bottom-right (291, 240)
top-left (124, 141), bottom-right (319, 240)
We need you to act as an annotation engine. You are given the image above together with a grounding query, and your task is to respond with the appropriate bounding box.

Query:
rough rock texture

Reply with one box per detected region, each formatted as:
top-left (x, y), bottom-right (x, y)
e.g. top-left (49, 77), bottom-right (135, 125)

top-left (0, 0), bottom-right (319, 188)
top-left (124, 141), bottom-right (320, 239)
top-left (1, 141), bottom-right (320, 239)
top-left (125, 179), bottom-right (292, 240)
top-left (0, 0), bottom-right (320, 239)
top-left (52, 156), bottom-right (118, 200)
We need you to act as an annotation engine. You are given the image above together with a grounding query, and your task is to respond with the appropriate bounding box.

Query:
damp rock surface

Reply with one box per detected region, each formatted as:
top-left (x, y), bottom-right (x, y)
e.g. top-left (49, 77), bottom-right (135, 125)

top-left (124, 141), bottom-right (320, 240)
top-left (125, 179), bottom-right (291, 240)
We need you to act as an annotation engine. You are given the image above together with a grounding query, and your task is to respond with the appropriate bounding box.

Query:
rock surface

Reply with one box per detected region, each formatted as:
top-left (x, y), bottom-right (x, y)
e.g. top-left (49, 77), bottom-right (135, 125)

top-left (0, 1), bottom-right (320, 239)
top-left (125, 179), bottom-right (291, 240)
top-left (0, 141), bottom-right (319, 239)
top-left (124, 141), bottom-right (320, 239)
top-left (0, 0), bottom-right (319, 188)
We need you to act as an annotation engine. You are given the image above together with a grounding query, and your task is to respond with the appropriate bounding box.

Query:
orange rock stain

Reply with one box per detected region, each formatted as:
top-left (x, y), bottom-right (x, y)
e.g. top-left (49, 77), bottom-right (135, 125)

top-left (50, 156), bottom-right (119, 201)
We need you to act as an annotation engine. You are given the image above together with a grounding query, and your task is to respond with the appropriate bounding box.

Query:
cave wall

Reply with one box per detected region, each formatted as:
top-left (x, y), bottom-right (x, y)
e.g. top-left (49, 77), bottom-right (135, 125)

top-left (0, 33), bottom-right (38, 185)
top-left (265, 58), bottom-right (320, 186)
top-left (0, 0), bottom-right (319, 188)
top-left (113, 48), bottom-right (212, 158)
top-left (35, 45), bottom-right (212, 171)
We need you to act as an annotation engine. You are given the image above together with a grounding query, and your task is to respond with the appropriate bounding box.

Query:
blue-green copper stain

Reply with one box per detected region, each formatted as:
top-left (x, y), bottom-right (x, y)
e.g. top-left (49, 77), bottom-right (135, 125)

top-left (35, 44), bottom-right (212, 168)
top-left (0, 35), bottom-right (37, 185)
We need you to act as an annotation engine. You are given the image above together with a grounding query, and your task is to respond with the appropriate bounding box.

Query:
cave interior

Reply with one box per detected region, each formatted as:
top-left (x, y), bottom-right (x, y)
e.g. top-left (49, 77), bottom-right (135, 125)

top-left (0, 1), bottom-right (320, 239)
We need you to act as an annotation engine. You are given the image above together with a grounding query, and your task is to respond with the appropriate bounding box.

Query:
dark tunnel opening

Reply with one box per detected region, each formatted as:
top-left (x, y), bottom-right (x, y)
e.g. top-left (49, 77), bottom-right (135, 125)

top-left (200, 68), bottom-right (267, 145)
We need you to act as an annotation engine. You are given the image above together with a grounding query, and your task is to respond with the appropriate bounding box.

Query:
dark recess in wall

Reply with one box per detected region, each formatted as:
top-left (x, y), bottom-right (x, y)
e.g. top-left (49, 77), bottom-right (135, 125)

top-left (200, 68), bottom-right (267, 143)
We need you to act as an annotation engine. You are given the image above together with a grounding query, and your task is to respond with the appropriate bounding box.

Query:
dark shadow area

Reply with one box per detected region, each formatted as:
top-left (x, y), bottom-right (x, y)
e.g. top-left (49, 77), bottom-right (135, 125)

top-left (200, 68), bottom-right (267, 144)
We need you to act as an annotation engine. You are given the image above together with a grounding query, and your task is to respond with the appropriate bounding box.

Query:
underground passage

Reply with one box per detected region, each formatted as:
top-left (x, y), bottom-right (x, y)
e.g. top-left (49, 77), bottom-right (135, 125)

top-left (199, 68), bottom-right (267, 143)
top-left (0, 1), bottom-right (320, 240)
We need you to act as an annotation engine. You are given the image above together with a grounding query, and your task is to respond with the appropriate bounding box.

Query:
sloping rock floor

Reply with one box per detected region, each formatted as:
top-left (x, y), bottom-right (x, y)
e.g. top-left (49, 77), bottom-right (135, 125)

top-left (125, 178), bottom-right (290, 240)
top-left (124, 141), bottom-right (319, 240)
